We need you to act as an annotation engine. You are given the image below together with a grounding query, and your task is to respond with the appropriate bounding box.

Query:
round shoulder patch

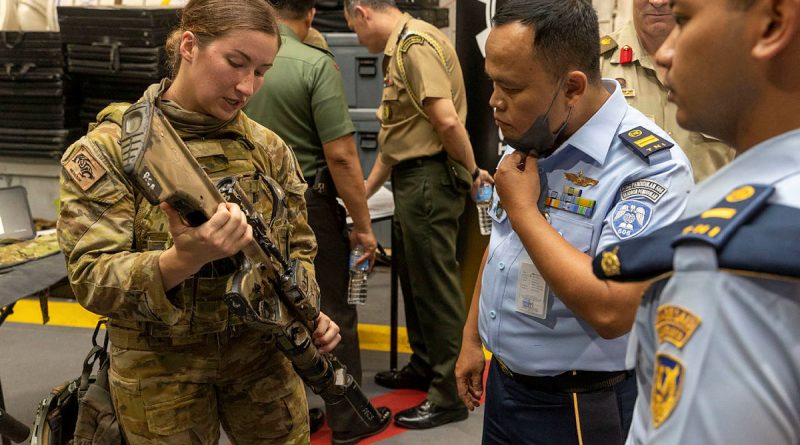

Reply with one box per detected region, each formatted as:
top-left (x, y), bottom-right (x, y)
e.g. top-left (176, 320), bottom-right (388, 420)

top-left (611, 199), bottom-right (654, 239)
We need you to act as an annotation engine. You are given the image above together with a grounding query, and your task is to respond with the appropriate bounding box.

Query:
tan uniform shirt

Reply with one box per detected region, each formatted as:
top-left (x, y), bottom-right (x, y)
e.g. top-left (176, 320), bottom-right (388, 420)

top-left (377, 13), bottom-right (467, 165)
top-left (600, 21), bottom-right (735, 183)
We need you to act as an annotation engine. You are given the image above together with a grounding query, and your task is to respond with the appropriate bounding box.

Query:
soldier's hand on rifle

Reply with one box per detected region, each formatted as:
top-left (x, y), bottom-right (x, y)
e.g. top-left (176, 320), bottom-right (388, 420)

top-left (313, 312), bottom-right (341, 353)
top-left (162, 202), bottom-right (253, 273)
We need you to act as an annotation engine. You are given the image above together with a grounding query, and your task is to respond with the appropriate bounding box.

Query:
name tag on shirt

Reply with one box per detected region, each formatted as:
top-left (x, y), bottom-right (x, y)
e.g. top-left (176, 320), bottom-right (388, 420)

top-left (516, 260), bottom-right (549, 319)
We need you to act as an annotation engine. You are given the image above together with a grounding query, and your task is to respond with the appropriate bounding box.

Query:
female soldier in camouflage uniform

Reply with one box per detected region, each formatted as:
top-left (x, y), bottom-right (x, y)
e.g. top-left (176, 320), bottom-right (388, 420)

top-left (56, 0), bottom-right (340, 443)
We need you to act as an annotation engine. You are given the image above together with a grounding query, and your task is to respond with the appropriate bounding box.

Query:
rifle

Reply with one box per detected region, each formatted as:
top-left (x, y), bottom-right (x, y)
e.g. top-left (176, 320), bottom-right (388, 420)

top-left (118, 98), bottom-right (390, 429)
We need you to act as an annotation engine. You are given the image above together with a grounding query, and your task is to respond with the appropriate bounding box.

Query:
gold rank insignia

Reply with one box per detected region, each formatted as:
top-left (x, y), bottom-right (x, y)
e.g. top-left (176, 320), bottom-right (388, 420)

top-left (616, 77), bottom-right (636, 98)
top-left (599, 35), bottom-right (618, 54)
top-left (619, 126), bottom-right (674, 159)
top-left (655, 305), bottom-right (701, 349)
top-left (382, 105), bottom-right (391, 121)
top-left (564, 170), bottom-right (599, 187)
top-left (63, 146), bottom-right (107, 192)
top-left (726, 185), bottom-right (756, 202)
top-left (601, 246), bottom-right (621, 277)
top-left (652, 353), bottom-right (685, 428)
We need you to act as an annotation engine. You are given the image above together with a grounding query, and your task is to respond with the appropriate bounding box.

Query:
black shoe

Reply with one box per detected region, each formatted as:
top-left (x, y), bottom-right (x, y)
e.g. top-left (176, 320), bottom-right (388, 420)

top-left (374, 366), bottom-right (431, 391)
top-left (394, 400), bottom-right (468, 429)
top-left (331, 407), bottom-right (392, 445)
top-left (309, 407), bottom-right (325, 434)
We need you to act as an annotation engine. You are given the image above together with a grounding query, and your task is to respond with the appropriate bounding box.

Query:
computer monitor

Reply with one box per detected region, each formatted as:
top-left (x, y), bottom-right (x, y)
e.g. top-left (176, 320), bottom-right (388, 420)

top-left (0, 186), bottom-right (36, 242)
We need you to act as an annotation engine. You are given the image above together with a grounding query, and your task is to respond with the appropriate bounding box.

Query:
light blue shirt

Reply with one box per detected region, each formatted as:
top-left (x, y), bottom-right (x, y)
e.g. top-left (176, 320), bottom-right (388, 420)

top-left (479, 79), bottom-right (693, 376)
top-left (627, 128), bottom-right (800, 445)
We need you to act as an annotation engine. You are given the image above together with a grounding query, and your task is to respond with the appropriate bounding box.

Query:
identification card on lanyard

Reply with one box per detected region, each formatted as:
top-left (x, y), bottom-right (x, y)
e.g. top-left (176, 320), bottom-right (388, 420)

top-left (515, 259), bottom-right (549, 319)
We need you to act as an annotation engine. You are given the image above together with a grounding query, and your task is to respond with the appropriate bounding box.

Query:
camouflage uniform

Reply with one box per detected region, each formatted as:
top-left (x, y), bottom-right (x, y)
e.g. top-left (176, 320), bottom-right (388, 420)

top-left (57, 81), bottom-right (316, 445)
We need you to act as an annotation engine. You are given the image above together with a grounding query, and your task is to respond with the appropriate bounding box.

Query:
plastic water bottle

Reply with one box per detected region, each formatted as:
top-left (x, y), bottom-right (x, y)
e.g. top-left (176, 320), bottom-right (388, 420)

top-left (347, 245), bottom-right (369, 305)
top-left (476, 183), bottom-right (493, 236)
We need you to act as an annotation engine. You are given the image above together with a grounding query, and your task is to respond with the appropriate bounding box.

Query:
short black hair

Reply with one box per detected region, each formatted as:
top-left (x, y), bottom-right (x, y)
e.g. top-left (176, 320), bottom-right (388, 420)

top-left (493, 0), bottom-right (601, 82)
top-left (268, 0), bottom-right (315, 20)
top-left (343, 0), bottom-right (396, 16)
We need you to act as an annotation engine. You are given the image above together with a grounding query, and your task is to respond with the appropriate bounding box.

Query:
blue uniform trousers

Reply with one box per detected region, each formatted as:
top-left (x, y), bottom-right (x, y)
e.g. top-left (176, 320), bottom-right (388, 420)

top-left (482, 358), bottom-right (636, 445)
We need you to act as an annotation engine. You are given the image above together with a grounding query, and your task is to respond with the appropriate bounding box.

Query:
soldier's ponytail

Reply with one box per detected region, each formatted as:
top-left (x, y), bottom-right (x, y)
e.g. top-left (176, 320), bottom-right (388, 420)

top-left (165, 0), bottom-right (281, 77)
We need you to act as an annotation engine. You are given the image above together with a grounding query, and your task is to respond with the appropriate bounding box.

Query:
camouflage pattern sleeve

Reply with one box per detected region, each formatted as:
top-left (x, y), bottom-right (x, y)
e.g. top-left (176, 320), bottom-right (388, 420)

top-left (57, 122), bottom-right (186, 324)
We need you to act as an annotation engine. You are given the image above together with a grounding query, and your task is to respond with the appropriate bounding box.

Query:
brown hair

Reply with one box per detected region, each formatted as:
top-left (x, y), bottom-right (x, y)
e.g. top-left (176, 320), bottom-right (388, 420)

top-left (165, 0), bottom-right (281, 76)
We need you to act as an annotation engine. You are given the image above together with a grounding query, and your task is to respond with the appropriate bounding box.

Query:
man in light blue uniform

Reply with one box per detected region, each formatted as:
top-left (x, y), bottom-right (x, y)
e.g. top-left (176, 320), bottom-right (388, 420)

top-left (593, 0), bottom-right (800, 443)
top-left (454, 1), bottom-right (693, 444)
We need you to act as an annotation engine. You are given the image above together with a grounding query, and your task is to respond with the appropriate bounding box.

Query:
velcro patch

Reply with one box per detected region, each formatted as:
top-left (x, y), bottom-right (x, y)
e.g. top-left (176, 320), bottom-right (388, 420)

top-left (62, 146), bottom-right (107, 192)
top-left (652, 353), bottom-right (684, 429)
top-left (619, 126), bottom-right (673, 160)
top-left (611, 199), bottom-right (653, 239)
top-left (620, 179), bottom-right (667, 203)
top-left (673, 184), bottom-right (774, 249)
top-left (656, 305), bottom-right (701, 349)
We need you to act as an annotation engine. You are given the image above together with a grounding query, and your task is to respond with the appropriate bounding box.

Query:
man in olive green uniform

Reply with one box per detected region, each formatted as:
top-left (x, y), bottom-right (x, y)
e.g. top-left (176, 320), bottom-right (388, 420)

top-left (58, 81), bottom-right (317, 444)
top-left (600, 0), bottom-right (735, 182)
top-left (245, 1), bottom-right (389, 443)
top-left (344, 0), bottom-right (492, 430)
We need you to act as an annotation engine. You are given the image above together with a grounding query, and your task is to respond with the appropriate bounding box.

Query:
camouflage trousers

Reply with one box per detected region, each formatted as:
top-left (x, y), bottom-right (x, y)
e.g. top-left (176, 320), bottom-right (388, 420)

top-left (107, 325), bottom-right (309, 445)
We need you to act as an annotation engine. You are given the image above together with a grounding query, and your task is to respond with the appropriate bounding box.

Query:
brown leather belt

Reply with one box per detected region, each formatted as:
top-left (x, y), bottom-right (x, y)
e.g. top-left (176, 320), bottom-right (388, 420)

top-left (494, 357), bottom-right (633, 394)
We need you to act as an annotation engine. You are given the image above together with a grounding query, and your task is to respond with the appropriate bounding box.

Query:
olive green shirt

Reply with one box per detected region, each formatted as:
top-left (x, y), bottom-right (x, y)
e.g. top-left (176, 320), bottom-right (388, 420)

top-left (245, 25), bottom-right (355, 179)
top-left (600, 21), bottom-right (735, 183)
top-left (378, 13), bottom-right (467, 165)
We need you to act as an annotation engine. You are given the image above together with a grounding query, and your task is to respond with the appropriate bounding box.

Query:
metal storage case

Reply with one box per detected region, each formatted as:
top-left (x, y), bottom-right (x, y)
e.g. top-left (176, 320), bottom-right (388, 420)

top-left (349, 108), bottom-right (380, 179)
top-left (324, 33), bottom-right (384, 109)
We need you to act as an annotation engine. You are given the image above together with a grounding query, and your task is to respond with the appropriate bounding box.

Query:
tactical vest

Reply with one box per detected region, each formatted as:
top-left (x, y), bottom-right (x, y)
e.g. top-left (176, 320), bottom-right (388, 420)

top-left (96, 104), bottom-right (287, 343)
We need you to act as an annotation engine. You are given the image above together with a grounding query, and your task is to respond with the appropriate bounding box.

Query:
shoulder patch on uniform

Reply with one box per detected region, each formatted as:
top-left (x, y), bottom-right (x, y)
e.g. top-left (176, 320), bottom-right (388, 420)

top-left (620, 179), bottom-right (667, 203)
top-left (656, 305), bottom-right (701, 349)
top-left (600, 35), bottom-right (618, 54)
top-left (611, 199), bottom-right (653, 239)
top-left (619, 126), bottom-right (674, 160)
top-left (62, 146), bottom-right (108, 192)
top-left (673, 184), bottom-right (774, 249)
top-left (652, 352), bottom-right (684, 429)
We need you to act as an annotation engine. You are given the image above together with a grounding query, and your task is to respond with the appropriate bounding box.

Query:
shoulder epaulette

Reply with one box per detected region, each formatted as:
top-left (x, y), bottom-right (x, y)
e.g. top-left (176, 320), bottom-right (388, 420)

top-left (302, 41), bottom-right (335, 58)
top-left (396, 28), bottom-right (448, 119)
top-left (600, 35), bottom-right (618, 55)
top-left (593, 184), bottom-right (800, 281)
top-left (618, 126), bottom-right (673, 161)
top-left (673, 184), bottom-right (773, 249)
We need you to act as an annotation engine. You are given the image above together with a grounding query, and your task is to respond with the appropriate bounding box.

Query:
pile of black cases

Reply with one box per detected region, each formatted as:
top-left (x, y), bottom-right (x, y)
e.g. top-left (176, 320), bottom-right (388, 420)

top-left (57, 6), bottom-right (180, 129)
top-left (314, 0), bottom-right (447, 32)
top-left (0, 31), bottom-right (81, 159)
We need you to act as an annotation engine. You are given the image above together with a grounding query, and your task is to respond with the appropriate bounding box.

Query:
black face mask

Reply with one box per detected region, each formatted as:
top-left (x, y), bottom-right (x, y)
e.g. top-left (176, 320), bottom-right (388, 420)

top-left (503, 78), bottom-right (572, 161)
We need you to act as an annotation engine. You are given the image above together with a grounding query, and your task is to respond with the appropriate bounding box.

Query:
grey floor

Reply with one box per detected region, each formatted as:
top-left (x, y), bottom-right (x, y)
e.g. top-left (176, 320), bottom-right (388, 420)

top-left (0, 266), bottom-right (485, 444)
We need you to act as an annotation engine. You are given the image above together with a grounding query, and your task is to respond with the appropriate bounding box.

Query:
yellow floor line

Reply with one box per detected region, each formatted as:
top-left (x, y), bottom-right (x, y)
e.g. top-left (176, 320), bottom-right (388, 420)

top-left (4, 298), bottom-right (491, 359)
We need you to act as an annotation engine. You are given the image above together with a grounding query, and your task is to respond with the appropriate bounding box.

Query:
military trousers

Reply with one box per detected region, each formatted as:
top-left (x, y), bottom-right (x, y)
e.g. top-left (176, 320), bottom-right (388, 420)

top-left (391, 156), bottom-right (467, 409)
top-left (305, 188), bottom-right (364, 434)
top-left (107, 324), bottom-right (309, 445)
top-left (482, 359), bottom-right (636, 445)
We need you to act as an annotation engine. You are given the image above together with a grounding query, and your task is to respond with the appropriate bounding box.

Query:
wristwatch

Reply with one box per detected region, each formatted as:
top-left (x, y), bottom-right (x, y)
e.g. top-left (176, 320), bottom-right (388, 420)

top-left (471, 167), bottom-right (480, 181)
